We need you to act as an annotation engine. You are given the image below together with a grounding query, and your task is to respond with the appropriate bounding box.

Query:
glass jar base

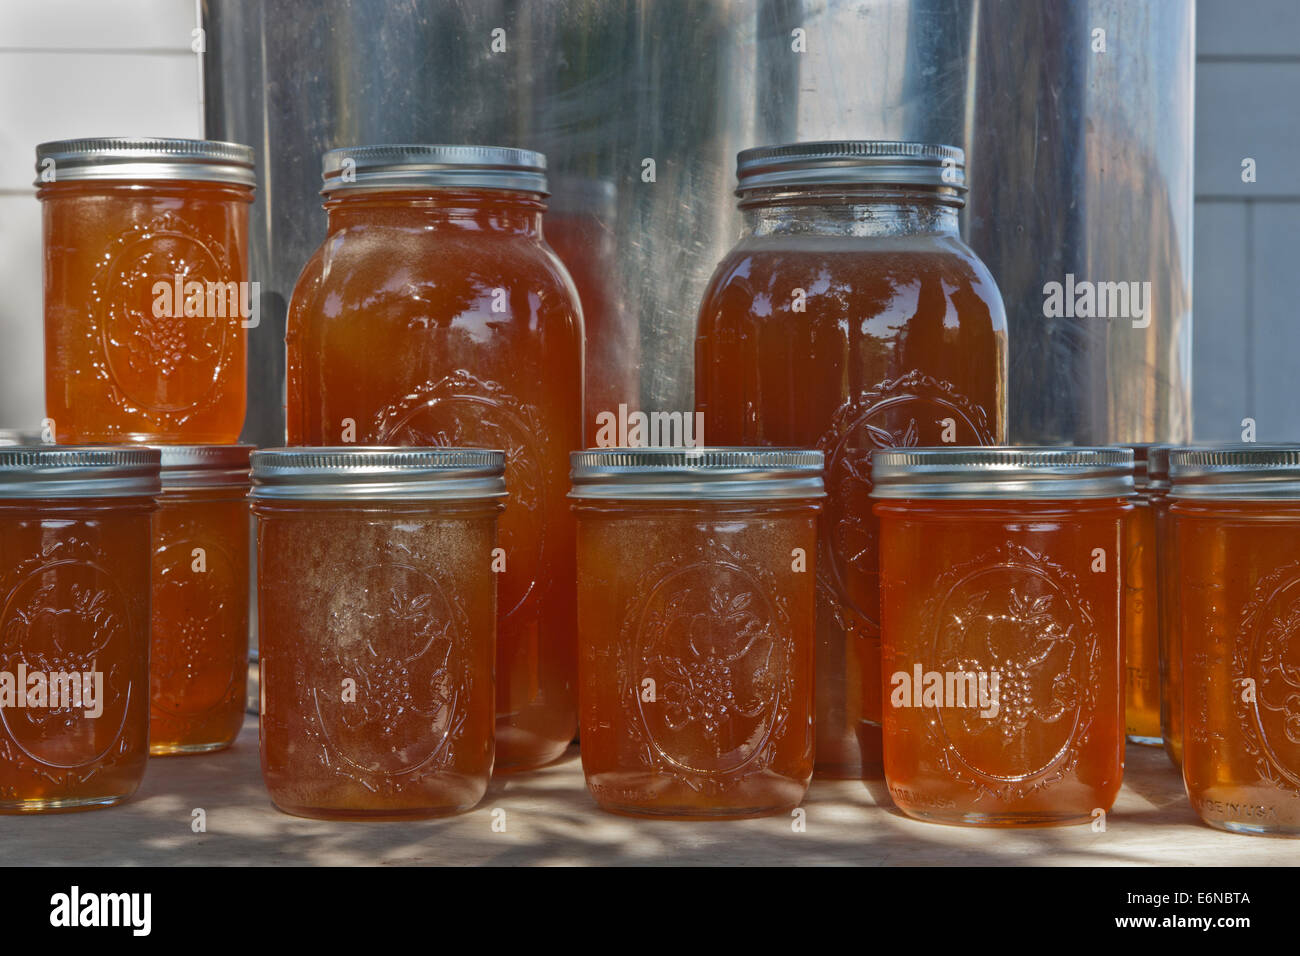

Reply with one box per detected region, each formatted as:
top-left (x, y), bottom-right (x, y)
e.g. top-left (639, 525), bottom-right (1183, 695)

top-left (150, 739), bottom-right (236, 756)
top-left (1199, 817), bottom-right (1300, 837)
top-left (0, 793), bottom-right (132, 814)
top-left (897, 806), bottom-right (1100, 828)
top-left (493, 729), bottom-right (573, 773)
top-left (269, 800), bottom-right (481, 821)
top-left (592, 800), bottom-right (800, 821)
top-left (1126, 734), bottom-right (1163, 747)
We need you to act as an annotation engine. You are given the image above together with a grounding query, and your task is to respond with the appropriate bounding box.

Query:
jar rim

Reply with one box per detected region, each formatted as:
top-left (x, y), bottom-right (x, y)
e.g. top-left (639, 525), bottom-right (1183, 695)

top-left (870, 446), bottom-right (1135, 499)
top-left (1169, 443), bottom-right (1300, 499)
top-left (250, 446), bottom-right (506, 501)
top-left (736, 140), bottom-right (966, 195)
top-left (0, 445), bottom-right (161, 498)
top-left (569, 446), bottom-right (825, 500)
top-left (321, 144), bottom-right (548, 196)
top-left (34, 137), bottom-right (256, 188)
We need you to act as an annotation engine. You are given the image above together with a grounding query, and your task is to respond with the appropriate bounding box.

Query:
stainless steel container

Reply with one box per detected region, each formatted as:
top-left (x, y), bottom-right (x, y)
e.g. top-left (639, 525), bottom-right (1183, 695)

top-left (201, 0), bottom-right (1193, 448)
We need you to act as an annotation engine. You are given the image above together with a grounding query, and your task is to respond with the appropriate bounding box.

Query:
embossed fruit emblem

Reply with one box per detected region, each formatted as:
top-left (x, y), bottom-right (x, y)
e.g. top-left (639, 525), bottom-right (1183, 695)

top-left (819, 371), bottom-right (993, 632)
top-left (1236, 565), bottom-right (1300, 789)
top-left (150, 533), bottom-right (242, 719)
top-left (924, 543), bottom-right (1099, 795)
top-left (621, 542), bottom-right (795, 787)
top-left (0, 559), bottom-right (132, 769)
top-left (314, 563), bottom-right (467, 778)
top-left (374, 370), bottom-right (548, 622)
top-left (91, 212), bottom-right (235, 416)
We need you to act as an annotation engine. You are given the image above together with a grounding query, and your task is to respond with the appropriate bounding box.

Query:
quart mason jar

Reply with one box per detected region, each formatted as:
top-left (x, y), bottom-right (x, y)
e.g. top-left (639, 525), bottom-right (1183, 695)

top-left (0, 445), bottom-right (159, 812)
top-left (696, 141), bottom-right (1008, 779)
top-left (571, 448), bottom-right (823, 818)
top-left (36, 138), bottom-right (255, 443)
top-left (872, 447), bottom-right (1131, 826)
top-left (286, 146), bottom-right (584, 771)
top-left (1171, 445), bottom-right (1300, 835)
top-left (252, 447), bottom-right (505, 819)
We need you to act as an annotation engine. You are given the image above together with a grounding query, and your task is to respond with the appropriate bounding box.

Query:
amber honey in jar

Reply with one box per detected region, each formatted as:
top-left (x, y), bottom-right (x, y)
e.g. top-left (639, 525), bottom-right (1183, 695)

top-left (286, 146), bottom-right (582, 771)
top-left (1123, 445), bottom-right (1163, 746)
top-left (36, 138), bottom-right (255, 444)
top-left (0, 445), bottom-right (159, 812)
top-left (149, 445), bottom-right (252, 755)
top-left (570, 448), bottom-right (823, 819)
top-left (252, 447), bottom-right (504, 819)
top-left (1148, 446), bottom-right (1185, 766)
top-left (872, 447), bottom-right (1132, 826)
top-left (695, 141), bottom-right (1008, 779)
top-left (1170, 446), bottom-right (1300, 835)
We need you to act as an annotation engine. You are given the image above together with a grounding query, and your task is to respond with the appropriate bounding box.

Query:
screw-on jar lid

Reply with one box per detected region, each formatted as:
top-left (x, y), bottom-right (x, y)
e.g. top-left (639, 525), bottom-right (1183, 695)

top-left (736, 140), bottom-right (966, 195)
top-left (250, 447), bottom-right (507, 501)
top-left (35, 137), bottom-right (256, 188)
top-left (870, 446), bottom-right (1134, 499)
top-left (1169, 445), bottom-right (1300, 499)
top-left (569, 447), bottom-right (825, 500)
top-left (153, 445), bottom-right (254, 490)
top-left (321, 145), bottom-right (548, 195)
top-left (0, 445), bottom-right (161, 498)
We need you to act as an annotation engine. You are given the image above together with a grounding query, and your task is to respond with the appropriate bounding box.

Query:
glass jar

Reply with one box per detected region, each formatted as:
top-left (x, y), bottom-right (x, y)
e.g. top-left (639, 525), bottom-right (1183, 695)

top-left (1170, 445), bottom-right (1300, 835)
top-left (1149, 446), bottom-right (1184, 766)
top-left (286, 145), bottom-right (583, 771)
top-left (149, 445), bottom-right (252, 755)
top-left (570, 448), bottom-right (824, 818)
top-left (871, 447), bottom-right (1132, 826)
top-left (252, 447), bottom-right (505, 819)
top-left (36, 138), bottom-right (255, 444)
top-left (1124, 445), bottom-right (1163, 746)
top-left (0, 446), bottom-right (159, 812)
top-left (695, 141), bottom-right (1009, 779)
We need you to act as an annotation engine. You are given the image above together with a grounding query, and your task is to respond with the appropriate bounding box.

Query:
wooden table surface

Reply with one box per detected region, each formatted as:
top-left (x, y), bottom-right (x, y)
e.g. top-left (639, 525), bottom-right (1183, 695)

top-left (5, 717), bottom-right (1298, 866)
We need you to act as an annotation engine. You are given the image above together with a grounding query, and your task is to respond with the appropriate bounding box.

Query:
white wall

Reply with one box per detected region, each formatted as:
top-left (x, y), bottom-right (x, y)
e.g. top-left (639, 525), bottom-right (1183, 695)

top-left (0, 0), bottom-right (201, 430)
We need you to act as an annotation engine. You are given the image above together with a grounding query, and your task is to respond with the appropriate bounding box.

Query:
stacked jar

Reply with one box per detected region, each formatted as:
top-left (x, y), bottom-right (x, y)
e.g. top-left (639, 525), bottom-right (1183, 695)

top-left (10, 139), bottom-right (260, 807)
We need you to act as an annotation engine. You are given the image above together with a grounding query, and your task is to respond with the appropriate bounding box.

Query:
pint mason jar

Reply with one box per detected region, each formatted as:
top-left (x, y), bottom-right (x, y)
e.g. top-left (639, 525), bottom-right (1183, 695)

top-left (149, 445), bottom-right (252, 755)
top-left (696, 141), bottom-right (1008, 779)
top-left (252, 447), bottom-right (505, 819)
top-left (571, 448), bottom-right (824, 818)
top-left (1171, 445), bottom-right (1300, 835)
top-left (36, 138), bottom-right (255, 443)
top-left (0, 445), bottom-right (159, 812)
top-left (286, 146), bottom-right (583, 771)
top-left (872, 447), bottom-right (1132, 826)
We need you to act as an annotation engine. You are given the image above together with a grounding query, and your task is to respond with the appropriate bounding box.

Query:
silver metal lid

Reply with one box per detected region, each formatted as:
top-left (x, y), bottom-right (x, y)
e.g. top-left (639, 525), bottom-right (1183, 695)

top-left (321, 145), bottom-right (548, 195)
top-left (1169, 445), bottom-right (1300, 499)
top-left (35, 137), bottom-right (256, 188)
top-left (569, 447), bottom-right (825, 500)
top-left (153, 445), bottom-right (253, 491)
top-left (250, 447), bottom-right (506, 501)
top-left (736, 141), bottom-right (966, 195)
top-left (870, 446), bottom-right (1135, 499)
top-left (0, 445), bottom-right (160, 498)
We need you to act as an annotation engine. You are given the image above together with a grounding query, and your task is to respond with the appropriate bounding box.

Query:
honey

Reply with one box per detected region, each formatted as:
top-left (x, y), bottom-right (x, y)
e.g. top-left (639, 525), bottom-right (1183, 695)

top-left (571, 448), bottom-right (823, 818)
top-left (872, 447), bottom-right (1132, 826)
top-left (36, 138), bottom-right (255, 444)
top-left (695, 142), bottom-right (1007, 778)
top-left (1124, 445), bottom-right (1163, 745)
top-left (0, 446), bottom-right (159, 812)
top-left (252, 448), bottom-right (504, 819)
top-left (149, 446), bottom-right (251, 755)
top-left (1171, 446), bottom-right (1300, 835)
top-left (286, 146), bottom-right (583, 771)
